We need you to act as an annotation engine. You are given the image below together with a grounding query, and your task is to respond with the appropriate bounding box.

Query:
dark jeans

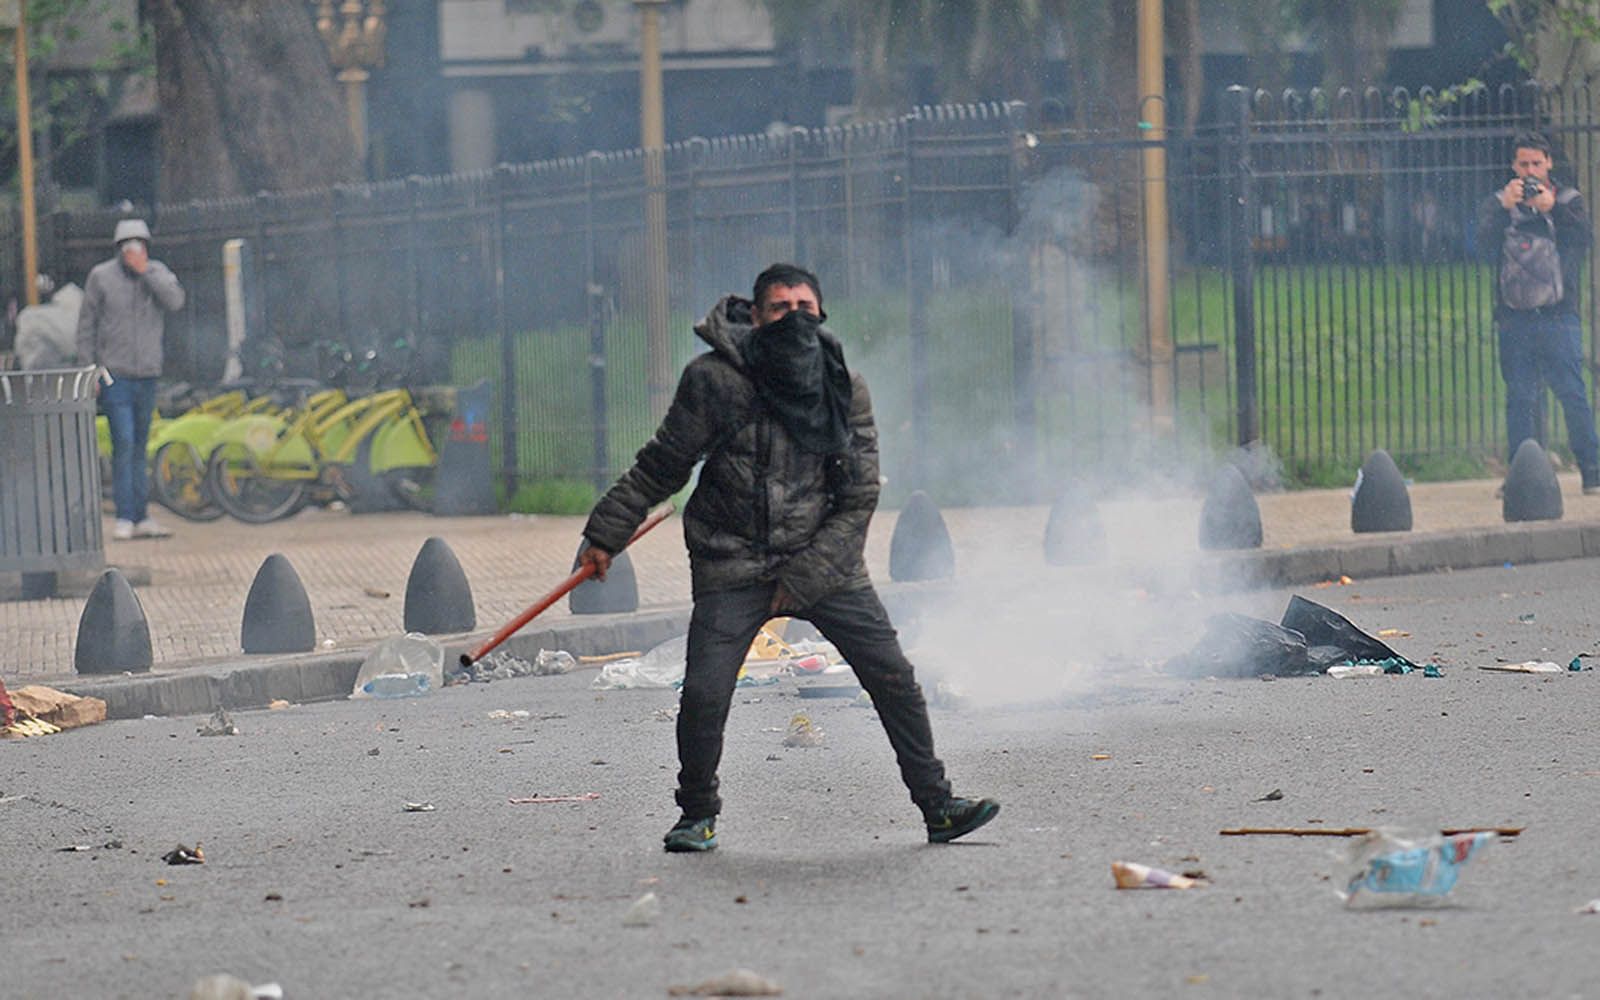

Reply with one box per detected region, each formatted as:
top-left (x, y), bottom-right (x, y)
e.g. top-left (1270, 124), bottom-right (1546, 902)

top-left (101, 376), bottom-right (157, 523)
top-left (675, 583), bottom-right (951, 818)
top-left (1498, 310), bottom-right (1600, 478)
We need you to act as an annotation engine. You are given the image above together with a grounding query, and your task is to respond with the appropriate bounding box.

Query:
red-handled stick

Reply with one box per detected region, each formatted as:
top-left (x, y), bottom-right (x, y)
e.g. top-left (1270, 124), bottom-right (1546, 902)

top-left (459, 504), bottom-right (675, 669)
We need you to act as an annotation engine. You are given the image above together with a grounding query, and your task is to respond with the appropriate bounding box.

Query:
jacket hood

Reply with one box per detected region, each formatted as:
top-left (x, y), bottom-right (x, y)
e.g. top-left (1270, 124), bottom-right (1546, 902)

top-left (694, 294), bottom-right (847, 367)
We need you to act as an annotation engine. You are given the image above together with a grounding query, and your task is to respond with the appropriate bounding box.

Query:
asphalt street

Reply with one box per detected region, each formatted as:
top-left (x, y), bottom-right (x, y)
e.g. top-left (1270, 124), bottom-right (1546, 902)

top-left (5, 558), bottom-right (1600, 998)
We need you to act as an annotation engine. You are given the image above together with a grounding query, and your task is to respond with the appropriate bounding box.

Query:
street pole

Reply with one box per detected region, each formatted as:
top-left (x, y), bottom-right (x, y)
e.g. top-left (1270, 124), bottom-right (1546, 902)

top-left (636, 0), bottom-right (672, 420)
top-left (314, 0), bottom-right (386, 173)
top-left (1137, 0), bottom-right (1172, 435)
top-left (12, 2), bottom-right (38, 306)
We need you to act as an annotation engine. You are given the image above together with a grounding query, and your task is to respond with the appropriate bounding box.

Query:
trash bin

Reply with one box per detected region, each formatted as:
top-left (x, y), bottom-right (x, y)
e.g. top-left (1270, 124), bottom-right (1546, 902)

top-left (0, 367), bottom-right (104, 598)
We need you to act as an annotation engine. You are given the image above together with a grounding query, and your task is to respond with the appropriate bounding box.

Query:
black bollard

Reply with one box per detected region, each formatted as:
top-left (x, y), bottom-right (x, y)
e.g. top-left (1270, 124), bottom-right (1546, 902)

top-left (1503, 438), bottom-right (1563, 522)
top-left (569, 540), bottom-right (639, 614)
top-left (1350, 449), bottom-right (1412, 533)
top-left (404, 537), bottom-right (476, 634)
top-left (1199, 463), bottom-right (1262, 550)
top-left (73, 569), bottom-right (153, 675)
top-left (1043, 488), bottom-right (1108, 565)
top-left (241, 554), bottom-right (316, 654)
top-left (889, 490), bottom-right (955, 581)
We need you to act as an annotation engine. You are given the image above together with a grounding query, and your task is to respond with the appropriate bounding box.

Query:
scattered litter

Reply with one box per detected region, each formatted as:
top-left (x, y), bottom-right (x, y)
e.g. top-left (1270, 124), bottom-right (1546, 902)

top-left (0, 677), bottom-right (12, 728)
top-left (1326, 664), bottom-right (1384, 679)
top-left (1571, 658), bottom-right (1586, 672)
top-left (57, 844), bottom-right (94, 852)
top-left (1256, 789), bottom-right (1284, 802)
top-left (3, 685), bottom-right (107, 734)
top-left (795, 684), bottom-right (861, 699)
top-left (592, 635), bottom-right (688, 690)
top-left (1111, 861), bottom-right (1204, 889)
top-left (362, 586), bottom-right (390, 599)
top-left (507, 792), bottom-right (601, 805)
top-left (652, 706), bottom-right (679, 722)
top-left (186, 974), bottom-right (283, 1000)
top-left (1312, 575), bottom-right (1354, 588)
top-left (267, 699), bottom-right (292, 710)
top-left (578, 650), bottom-right (642, 665)
top-left (1423, 665), bottom-right (1444, 678)
top-left (622, 891), bottom-right (661, 927)
top-left (1090, 754), bottom-right (1112, 761)
top-left (352, 633), bottom-right (443, 699)
top-left (1577, 899), bottom-right (1600, 914)
top-left (1342, 830), bottom-right (1495, 907)
top-left (1517, 613), bottom-right (1536, 623)
top-left (782, 712), bottom-right (824, 747)
top-left (668, 969), bottom-right (785, 997)
top-left (402, 802), bottom-right (436, 812)
top-left (1221, 825), bottom-right (1522, 839)
top-left (1480, 661), bottom-right (1564, 673)
top-left (487, 709), bottom-right (533, 721)
top-left (1376, 629), bottom-right (1410, 638)
top-left (162, 843), bottom-right (206, 865)
top-left (197, 708), bottom-right (239, 737)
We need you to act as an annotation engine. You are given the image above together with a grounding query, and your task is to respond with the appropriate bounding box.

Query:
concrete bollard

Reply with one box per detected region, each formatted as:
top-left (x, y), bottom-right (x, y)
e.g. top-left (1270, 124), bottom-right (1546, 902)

top-left (1043, 488), bottom-right (1107, 565)
top-left (74, 568), bottom-right (153, 675)
top-left (1503, 438), bottom-right (1563, 522)
top-left (569, 541), bottom-right (639, 614)
top-left (889, 490), bottom-right (955, 581)
top-left (1199, 463), bottom-right (1262, 550)
top-left (1351, 449), bottom-right (1413, 533)
top-left (404, 537), bottom-right (476, 634)
top-left (241, 554), bottom-right (316, 654)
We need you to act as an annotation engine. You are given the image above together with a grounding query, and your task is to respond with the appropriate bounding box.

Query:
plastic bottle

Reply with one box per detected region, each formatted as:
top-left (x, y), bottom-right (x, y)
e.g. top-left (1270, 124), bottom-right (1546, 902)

top-left (361, 672), bottom-right (431, 699)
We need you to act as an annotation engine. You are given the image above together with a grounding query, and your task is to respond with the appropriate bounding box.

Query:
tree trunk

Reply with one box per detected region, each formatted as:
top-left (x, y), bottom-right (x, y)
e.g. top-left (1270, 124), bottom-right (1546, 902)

top-left (141, 0), bottom-right (360, 201)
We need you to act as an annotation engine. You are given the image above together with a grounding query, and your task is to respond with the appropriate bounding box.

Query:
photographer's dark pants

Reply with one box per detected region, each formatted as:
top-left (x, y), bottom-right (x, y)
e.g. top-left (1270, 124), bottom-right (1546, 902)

top-left (674, 583), bottom-right (951, 819)
top-left (1499, 310), bottom-right (1600, 480)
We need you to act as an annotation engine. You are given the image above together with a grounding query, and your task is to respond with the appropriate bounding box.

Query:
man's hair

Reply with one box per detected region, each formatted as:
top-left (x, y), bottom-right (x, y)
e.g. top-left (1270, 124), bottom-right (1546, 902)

top-left (753, 263), bottom-right (822, 309)
top-left (1513, 130), bottom-right (1553, 157)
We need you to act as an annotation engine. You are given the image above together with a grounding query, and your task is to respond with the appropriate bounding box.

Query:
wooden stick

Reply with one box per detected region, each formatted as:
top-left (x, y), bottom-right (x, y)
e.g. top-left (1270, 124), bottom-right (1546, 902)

top-left (1219, 826), bottom-right (1523, 838)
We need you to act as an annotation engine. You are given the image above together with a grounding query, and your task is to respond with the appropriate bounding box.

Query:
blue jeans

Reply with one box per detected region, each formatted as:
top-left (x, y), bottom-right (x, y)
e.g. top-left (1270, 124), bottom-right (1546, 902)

top-left (1498, 310), bottom-right (1600, 479)
top-left (675, 583), bottom-right (951, 818)
top-left (101, 376), bottom-right (157, 523)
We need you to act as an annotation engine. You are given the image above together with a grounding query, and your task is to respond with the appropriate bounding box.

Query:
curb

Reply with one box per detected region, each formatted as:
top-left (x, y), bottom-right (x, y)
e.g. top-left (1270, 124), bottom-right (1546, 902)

top-left (52, 522), bottom-right (1600, 721)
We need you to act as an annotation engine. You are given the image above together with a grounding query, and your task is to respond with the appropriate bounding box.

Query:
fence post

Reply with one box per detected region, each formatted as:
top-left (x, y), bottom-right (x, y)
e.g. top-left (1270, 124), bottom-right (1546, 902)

top-left (253, 191), bottom-right (272, 364)
top-left (788, 127), bottom-right (802, 262)
top-left (406, 175), bottom-right (423, 347)
top-left (1005, 106), bottom-right (1038, 501)
top-left (493, 164), bottom-right (518, 495)
top-left (1227, 86), bottom-right (1259, 447)
top-left (585, 154), bottom-right (609, 493)
top-left (332, 185), bottom-right (350, 351)
top-left (903, 111), bottom-right (931, 486)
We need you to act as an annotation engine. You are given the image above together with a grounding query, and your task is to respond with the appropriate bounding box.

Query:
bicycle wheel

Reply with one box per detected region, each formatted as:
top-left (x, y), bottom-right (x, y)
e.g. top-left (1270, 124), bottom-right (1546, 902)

top-left (151, 441), bottom-right (225, 522)
top-left (205, 442), bottom-right (309, 524)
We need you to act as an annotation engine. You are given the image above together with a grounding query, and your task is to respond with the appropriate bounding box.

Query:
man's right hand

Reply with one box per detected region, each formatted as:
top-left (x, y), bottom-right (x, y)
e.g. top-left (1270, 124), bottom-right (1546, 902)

top-left (579, 545), bottom-right (612, 581)
top-left (1500, 178), bottom-right (1527, 211)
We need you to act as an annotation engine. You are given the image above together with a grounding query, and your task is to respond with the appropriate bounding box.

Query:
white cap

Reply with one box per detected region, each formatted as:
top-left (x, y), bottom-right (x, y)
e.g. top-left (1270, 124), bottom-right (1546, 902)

top-left (113, 218), bottom-right (151, 245)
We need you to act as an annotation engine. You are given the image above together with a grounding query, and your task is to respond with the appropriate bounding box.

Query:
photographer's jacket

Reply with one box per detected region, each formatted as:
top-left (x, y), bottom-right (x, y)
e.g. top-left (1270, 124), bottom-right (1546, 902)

top-left (583, 296), bottom-right (877, 606)
top-left (75, 257), bottom-right (185, 378)
top-left (1476, 180), bottom-right (1592, 320)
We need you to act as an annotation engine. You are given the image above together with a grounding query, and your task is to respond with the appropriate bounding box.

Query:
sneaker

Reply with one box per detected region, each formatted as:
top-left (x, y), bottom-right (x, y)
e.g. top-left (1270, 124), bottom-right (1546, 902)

top-left (663, 815), bottom-right (717, 853)
top-left (134, 518), bottom-right (172, 539)
top-left (112, 519), bottom-right (135, 541)
top-left (923, 796), bottom-right (1000, 844)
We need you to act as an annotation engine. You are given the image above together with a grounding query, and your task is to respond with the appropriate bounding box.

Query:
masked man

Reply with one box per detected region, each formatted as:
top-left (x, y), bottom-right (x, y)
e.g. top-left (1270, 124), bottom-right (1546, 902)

top-left (581, 263), bottom-right (999, 852)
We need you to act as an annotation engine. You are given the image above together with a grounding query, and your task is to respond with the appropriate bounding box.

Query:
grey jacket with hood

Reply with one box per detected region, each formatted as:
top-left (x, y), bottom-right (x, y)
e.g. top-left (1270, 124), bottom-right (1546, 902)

top-left (75, 255), bottom-right (185, 378)
top-left (583, 295), bottom-right (878, 606)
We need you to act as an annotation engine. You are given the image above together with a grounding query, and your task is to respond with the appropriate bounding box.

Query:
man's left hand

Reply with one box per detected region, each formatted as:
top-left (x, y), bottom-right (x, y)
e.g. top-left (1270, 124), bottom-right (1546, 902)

top-left (1531, 183), bottom-right (1557, 213)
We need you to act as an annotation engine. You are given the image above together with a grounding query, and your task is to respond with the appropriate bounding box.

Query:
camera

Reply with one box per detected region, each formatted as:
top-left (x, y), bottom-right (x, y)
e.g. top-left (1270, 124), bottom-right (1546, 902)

top-left (1522, 176), bottom-right (1544, 200)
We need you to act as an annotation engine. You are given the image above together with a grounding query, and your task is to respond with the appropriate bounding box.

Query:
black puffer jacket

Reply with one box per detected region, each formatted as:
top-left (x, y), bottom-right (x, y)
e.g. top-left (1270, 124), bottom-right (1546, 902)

top-left (583, 296), bottom-right (879, 605)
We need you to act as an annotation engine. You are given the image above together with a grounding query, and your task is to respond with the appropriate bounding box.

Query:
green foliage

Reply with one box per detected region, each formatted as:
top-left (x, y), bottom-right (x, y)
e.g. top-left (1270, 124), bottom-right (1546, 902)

top-left (1487, 0), bottom-right (1600, 84)
top-left (1401, 78), bottom-right (1487, 132)
top-left (505, 478), bottom-right (597, 515)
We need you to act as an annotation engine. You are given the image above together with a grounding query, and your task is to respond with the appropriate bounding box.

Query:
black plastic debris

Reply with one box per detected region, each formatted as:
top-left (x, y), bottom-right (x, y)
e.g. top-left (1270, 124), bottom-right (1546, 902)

top-left (1166, 596), bottom-right (1414, 678)
top-left (162, 843), bottom-right (205, 865)
top-left (1279, 596), bottom-right (1414, 667)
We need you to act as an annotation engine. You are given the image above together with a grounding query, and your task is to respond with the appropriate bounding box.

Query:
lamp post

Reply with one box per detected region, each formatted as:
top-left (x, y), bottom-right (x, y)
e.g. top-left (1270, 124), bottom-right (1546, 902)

top-left (314, 0), bottom-right (387, 165)
top-left (1137, 0), bottom-right (1172, 436)
top-left (635, 0), bottom-right (671, 419)
top-left (3, 0), bottom-right (38, 306)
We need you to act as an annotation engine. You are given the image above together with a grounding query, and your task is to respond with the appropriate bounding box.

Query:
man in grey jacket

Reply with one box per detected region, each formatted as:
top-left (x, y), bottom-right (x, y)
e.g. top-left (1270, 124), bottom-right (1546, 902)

top-left (76, 219), bottom-right (186, 540)
top-left (580, 263), bottom-right (998, 852)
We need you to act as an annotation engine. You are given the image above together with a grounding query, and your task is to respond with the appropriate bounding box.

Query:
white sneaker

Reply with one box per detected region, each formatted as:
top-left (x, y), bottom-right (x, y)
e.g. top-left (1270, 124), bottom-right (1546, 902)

top-left (112, 519), bottom-right (135, 541)
top-left (134, 518), bottom-right (172, 539)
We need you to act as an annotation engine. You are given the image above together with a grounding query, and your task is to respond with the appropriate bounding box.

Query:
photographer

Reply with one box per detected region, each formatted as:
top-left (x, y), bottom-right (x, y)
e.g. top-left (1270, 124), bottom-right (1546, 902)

top-left (1475, 131), bottom-right (1600, 494)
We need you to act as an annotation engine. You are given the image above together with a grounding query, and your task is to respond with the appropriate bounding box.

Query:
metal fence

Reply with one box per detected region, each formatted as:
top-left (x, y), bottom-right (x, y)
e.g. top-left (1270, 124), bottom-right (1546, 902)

top-left (11, 83), bottom-right (1598, 502)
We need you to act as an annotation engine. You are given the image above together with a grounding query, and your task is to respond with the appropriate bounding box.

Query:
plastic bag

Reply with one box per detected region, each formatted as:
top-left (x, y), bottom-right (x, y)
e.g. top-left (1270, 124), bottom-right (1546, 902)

top-left (352, 633), bottom-right (445, 699)
top-left (592, 635), bottom-right (688, 690)
top-left (1342, 830), bottom-right (1496, 907)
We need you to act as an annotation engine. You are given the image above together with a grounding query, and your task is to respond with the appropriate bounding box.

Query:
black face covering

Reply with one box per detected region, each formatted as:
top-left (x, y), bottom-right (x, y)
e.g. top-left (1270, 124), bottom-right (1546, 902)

top-left (739, 308), bottom-right (853, 455)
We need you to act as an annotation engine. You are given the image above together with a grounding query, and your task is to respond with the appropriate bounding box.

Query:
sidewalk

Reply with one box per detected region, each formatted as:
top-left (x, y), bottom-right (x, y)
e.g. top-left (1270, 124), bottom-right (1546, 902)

top-left (5, 474), bottom-right (1600, 718)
